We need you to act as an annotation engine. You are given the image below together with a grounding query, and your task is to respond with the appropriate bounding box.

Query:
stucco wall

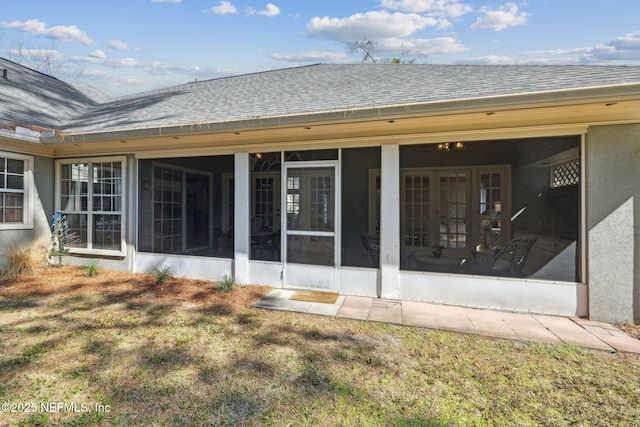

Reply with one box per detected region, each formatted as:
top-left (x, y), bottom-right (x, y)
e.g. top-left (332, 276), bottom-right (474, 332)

top-left (0, 154), bottom-right (54, 262)
top-left (586, 124), bottom-right (640, 323)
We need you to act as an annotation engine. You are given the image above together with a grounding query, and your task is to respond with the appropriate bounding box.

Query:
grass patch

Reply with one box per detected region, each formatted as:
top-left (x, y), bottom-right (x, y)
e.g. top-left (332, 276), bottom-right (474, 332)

top-left (219, 274), bottom-right (237, 293)
top-left (0, 267), bottom-right (639, 426)
top-left (82, 260), bottom-right (101, 277)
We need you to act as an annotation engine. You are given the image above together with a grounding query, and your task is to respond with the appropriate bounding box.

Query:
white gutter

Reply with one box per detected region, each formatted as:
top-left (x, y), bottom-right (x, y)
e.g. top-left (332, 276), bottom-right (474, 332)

top-left (0, 126), bottom-right (42, 143)
top-left (39, 83), bottom-right (640, 145)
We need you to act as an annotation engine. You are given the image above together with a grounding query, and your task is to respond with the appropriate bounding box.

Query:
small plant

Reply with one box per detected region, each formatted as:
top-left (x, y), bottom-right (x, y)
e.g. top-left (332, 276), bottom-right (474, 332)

top-left (83, 260), bottom-right (101, 277)
top-left (151, 266), bottom-right (173, 285)
top-left (50, 210), bottom-right (70, 266)
top-left (219, 274), bottom-right (237, 293)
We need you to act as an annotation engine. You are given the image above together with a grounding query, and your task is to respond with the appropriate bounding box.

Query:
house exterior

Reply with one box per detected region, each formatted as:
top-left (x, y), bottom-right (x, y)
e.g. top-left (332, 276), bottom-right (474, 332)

top-left (1, 57), bottom-right (639, 323)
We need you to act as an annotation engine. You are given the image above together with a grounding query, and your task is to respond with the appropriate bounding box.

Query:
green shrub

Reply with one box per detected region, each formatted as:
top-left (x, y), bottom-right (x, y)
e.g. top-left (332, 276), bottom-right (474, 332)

top-left (151, 266), bottom-right (173, 285)
top-left (219, 274), bottom-right (237, 293)
top-left (82, 260), bottom-right (101, 277)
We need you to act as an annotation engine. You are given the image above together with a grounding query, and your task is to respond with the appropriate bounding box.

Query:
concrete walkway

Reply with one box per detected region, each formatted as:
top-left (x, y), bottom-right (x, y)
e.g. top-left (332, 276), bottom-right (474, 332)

top-left (253, 290), bottom-right (640, 354)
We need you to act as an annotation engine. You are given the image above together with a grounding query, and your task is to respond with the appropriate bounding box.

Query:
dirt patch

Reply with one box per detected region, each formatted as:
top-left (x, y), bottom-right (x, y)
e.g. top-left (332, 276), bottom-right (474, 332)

top-left (0, 265), bottom-right (271, 312)
top-left (618, 322), bottom-right (640, 340)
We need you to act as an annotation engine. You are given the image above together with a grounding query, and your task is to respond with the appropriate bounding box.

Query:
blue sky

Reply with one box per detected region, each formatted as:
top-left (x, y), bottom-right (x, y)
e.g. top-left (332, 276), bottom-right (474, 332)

top-left (2, 0), bottom-right (640, 97)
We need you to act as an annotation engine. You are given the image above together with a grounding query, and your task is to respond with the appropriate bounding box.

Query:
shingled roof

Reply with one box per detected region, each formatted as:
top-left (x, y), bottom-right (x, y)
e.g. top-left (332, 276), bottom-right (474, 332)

top-left (0, 57), bottom-right (102, 131)
top-left (3, 58), bottom-right (640, 138)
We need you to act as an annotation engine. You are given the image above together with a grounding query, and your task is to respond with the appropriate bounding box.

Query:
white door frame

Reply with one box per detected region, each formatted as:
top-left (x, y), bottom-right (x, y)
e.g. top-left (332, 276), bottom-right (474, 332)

top-left (281, 159), bottom-right (340, 291)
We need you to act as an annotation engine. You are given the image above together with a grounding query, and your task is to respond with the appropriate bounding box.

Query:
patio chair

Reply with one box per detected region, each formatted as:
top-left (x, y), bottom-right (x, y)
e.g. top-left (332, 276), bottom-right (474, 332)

top-left (471, 238), bottom-right (537, 277)
top-left (361, 235), bottom-right (380, 268)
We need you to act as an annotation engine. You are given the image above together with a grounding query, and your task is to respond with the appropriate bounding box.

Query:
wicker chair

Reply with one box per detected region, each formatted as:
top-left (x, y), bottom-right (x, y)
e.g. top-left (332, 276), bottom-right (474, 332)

top-left (472, 238), bottom-right (537, 277)
top-left (361, 235), bottom-right (380, 268)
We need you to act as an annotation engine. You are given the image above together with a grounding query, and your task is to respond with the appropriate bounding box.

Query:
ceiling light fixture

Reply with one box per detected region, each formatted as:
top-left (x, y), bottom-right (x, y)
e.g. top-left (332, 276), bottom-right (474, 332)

top-left (436, 141), bottom-right (466, 152)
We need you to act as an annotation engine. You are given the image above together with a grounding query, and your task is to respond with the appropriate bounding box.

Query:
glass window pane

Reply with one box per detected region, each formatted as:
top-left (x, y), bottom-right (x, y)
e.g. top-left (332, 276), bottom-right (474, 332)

top-left (0, 193), bottom-right (23, 223)
top-left (6, 175), bottom-right (23, 190)
top-left (286, 167), bottom-right (334, 232)
top-left (287, 235), bottom-right (334, 266)
top-left (7, 159), bottom-right (24, 174)
top-left (93, 214), bottom-right (121, 251)
top-left (65, 214), bottom-right (88, 248)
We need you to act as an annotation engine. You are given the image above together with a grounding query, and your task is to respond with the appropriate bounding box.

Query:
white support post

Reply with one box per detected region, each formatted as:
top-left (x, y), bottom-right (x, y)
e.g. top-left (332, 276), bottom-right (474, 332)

top-left (380, 144), bottom-right (400, 299)
top-left (234, 153), bottom-right (250, 284)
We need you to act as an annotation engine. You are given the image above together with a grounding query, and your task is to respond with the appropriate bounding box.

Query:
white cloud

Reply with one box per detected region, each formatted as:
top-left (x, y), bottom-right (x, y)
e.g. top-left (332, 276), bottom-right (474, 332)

top-left (380, 0), bottom-right (472, 17)
top-left (379, 36), bottom-right (467, 55)
top-left (5, 48), bottom-right (64, 63)
top-left (270, 51), bottom-right (351, 63)
top-left (259, 3), bottom-right (281, 18)
top-left (476, 31), bottom-right (640, 64)
top-left (248, 3), bottom-right (281, 18)
top-left (70, 51), bottom-right (236, 77)
top-left (471, 3), bottom-right (529, 31)
top-left (71, 54), bottom-right (141, 68)
top-left (0, 19), bottom-right (92, 44)
top-left (209, 1), bottom-right (237, 15)
top-left (109, 39), bottom-right (137, 51)
top-left (580, 31), bottom-right (640, 62)
top-left (456, 30), bottom-right (640, 66)
top-left (89, 49), bottom-right (107, 59)
top-left (457, 55), bottom-right (579, 65)
top-left (307, 11), bottom-right (439, 42)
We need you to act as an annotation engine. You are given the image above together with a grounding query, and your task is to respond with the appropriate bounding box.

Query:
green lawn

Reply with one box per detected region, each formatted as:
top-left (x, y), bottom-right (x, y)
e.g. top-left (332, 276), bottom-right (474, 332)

top-left (1, 270), bottom-right (639, 426)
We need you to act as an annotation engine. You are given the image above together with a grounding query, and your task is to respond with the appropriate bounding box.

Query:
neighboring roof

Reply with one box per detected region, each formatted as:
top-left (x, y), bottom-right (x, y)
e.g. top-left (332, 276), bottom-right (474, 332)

top-left (3, 58), bottom-right (640, 140)
top-left (0, 57), bottom-right (102, 130)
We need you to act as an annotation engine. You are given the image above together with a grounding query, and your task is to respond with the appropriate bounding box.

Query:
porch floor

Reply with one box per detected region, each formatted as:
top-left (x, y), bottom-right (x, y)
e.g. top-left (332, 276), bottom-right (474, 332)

top-left (252, 290), bottom-right (640, 354)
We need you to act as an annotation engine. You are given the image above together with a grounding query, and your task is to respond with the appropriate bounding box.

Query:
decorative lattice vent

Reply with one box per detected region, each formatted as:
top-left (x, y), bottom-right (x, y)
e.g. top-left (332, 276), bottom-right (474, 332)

top-left (551, 160), bottom-right (580, 188)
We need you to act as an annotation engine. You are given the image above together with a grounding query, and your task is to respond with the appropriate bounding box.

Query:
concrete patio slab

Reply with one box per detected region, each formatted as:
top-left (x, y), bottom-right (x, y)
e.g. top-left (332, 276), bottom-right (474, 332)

top-left (336, 296), bottom-right (373, 320)
top-left (251, 291), bottom-right (640, 354)
top-left (368, 299), bottom-right (402, 324)
top-left (573, 319), bottom-right (640, 353)
top-left (466, 311), bottom-right (520, 341)
top-left (507, 315), bottom-right (563, 344)
top-left (401, 301), bottom-right (439, 329)
top-left (534, 315), bottom-right (615, 352)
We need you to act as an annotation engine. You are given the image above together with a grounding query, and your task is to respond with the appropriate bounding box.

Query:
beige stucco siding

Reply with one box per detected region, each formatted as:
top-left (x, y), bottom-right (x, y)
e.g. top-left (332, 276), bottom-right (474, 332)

top-left (586, 124), bottom-right (640, 323)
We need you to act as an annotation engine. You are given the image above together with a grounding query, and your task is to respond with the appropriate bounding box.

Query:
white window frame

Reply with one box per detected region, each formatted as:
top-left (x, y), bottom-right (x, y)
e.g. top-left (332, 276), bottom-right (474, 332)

top-left (0, 151), bottom-right (34, 230)
top-left (55, 156), bottom-right (127, 256)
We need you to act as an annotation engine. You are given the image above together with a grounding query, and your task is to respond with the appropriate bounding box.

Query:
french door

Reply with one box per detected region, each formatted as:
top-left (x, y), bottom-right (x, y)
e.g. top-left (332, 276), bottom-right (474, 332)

top-left (151, 163), bottom-right (211, 253)
top-left (283, 163), bottom-right (338, 290)
top-left (401, 169), bottom-right (470, 257)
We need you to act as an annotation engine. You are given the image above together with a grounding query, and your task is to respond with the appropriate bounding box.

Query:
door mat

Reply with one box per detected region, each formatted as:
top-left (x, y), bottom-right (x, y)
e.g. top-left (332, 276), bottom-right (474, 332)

top-left (290, 291), bottom-right (339, 304)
